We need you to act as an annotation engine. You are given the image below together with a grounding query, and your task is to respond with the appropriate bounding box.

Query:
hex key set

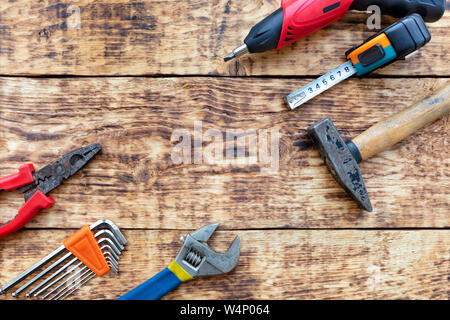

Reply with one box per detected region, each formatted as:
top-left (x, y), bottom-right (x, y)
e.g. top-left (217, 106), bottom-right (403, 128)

top-left (0, 220), bottom-right (126, 300)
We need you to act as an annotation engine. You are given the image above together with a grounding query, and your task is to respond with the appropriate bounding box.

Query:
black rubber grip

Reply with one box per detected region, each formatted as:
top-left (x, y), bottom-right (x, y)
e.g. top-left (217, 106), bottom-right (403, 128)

top-left (244, 8), bottom-right (284, 53)
top-left (351, 0), bottom-right (445, 22)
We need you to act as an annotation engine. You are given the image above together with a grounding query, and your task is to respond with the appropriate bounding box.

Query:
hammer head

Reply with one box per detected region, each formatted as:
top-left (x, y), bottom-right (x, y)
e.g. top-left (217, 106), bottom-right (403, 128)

top-left (307, 118), bottom-right (372, 212)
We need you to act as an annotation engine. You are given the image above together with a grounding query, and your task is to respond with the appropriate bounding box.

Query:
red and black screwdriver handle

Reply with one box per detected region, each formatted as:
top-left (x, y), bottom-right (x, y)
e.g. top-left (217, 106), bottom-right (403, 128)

top-left (244, 0), bottom-right (444, 53)
top-left (0, 164), bottom-right (54, 239)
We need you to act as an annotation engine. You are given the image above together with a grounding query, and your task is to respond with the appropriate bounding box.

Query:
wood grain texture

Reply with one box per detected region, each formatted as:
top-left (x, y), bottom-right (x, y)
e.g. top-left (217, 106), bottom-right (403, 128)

top-left (0, 77), bottom-right (448, 229)
top-left (0, 229), bottom-right (448, 300)
top-left (0, 0), bottom-right (448, 301)
top-left (0, 1), bottom-right (448, 76)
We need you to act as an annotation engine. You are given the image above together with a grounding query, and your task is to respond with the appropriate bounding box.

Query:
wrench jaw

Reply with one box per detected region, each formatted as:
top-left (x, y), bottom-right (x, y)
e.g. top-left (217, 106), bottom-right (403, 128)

top-left (214, 236), bottom-right (240, 274)
top-left (175, 224), bottom-right (240, 278)
top-left (190, 223), bottom-right (219, 242)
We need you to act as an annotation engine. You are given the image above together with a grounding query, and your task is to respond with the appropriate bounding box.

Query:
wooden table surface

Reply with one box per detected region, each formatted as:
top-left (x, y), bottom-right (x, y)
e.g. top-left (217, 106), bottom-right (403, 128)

top-left (0, 1), bottom-right (448, 300)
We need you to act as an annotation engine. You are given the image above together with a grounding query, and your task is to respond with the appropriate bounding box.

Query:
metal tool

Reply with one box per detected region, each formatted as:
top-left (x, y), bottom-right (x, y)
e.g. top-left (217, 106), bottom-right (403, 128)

top-left (119, 223), bottom-right (240, 300)
top-left (307, 83), bottom-right (450, 211)
top-left (0, 143), bottom-right (102, 239)
top-left (224, 0), bottom-right (444, 61)
top-left (0, 219), bottom-right (126, 300)
top-left (286, 14), bottom-right (431, 109)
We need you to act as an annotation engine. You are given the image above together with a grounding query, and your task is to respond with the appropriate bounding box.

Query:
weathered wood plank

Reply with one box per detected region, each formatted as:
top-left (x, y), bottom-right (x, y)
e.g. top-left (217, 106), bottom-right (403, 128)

top-left (0, 77), bottom-right (448, 229)
top-left (0, 229), bottom-right (448, 299)
top-left (0, 1), bottom-right (448, 76)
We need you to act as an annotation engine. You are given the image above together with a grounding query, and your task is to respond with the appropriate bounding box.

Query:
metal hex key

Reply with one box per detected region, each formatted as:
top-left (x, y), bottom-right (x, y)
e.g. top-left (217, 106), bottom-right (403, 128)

top-left (0, 219), bottom-right (126, 300)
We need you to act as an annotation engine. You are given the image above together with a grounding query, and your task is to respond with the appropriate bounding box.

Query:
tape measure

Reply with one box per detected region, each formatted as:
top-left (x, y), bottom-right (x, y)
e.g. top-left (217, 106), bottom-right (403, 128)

top-left (285, 14), bottom-right (431, 110)
top-left (285, 60), bottom-right (356, 109)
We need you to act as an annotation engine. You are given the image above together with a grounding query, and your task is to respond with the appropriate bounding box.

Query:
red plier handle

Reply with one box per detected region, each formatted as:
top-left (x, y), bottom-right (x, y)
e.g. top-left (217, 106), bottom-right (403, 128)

top-left (0, 164), bottom-right (55, 239)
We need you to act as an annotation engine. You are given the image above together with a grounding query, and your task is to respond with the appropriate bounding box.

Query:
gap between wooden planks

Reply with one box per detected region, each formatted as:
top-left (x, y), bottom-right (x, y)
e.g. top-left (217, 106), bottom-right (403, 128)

top-left (0, 229), bottom-right (448, 300)
top-left (0, 1), bottom-right (448, 76)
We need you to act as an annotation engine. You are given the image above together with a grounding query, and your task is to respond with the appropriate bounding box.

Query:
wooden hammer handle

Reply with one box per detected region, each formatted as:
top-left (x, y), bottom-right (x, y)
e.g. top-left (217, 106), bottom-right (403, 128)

top-left (352, 83), bottom-right (450, 161)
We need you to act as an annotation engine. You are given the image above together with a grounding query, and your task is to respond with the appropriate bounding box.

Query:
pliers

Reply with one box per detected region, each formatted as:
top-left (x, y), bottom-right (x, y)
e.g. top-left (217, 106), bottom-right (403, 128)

top-left (0, 144), bottom-right (101, 239)
top-left (119, 223), bottom-right (240, 300)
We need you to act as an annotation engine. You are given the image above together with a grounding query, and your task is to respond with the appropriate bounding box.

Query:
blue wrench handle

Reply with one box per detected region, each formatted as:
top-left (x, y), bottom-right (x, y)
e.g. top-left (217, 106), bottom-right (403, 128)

top-left (118, 267), bottom-right (182, 300)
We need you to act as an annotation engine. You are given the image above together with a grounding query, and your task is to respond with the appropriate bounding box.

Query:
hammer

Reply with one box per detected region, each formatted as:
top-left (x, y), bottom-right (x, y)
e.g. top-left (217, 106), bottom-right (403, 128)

top-left (307, 83), bottom-right (450, 211)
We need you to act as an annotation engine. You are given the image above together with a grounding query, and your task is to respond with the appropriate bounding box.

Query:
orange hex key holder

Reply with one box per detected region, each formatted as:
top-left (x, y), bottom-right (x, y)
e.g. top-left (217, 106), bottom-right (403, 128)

top-left (0, 219), bottom-right (127, 300)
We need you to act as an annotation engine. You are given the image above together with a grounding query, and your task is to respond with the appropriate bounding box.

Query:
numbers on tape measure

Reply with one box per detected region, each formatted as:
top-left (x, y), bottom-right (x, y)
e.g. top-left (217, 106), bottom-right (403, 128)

top-left (304, 65), bottom-right (353, 96)
top-left (286, 60), bottom-right (357, 109)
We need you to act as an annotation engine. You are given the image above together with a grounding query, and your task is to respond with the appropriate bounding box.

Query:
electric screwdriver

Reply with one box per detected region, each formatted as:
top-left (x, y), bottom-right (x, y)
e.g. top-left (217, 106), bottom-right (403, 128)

top-left (224, 0), bottom-right (445, 61)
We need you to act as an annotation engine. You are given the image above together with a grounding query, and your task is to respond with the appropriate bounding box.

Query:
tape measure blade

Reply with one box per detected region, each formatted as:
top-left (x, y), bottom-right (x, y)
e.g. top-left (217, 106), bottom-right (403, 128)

top-left (285, 60), bottom-right (357, 110)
